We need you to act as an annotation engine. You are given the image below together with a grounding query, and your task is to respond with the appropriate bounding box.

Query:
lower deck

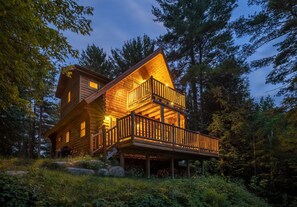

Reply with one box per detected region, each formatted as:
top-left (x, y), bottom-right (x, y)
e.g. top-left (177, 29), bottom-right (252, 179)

top-left (91, 112), bottom-right (219, 161)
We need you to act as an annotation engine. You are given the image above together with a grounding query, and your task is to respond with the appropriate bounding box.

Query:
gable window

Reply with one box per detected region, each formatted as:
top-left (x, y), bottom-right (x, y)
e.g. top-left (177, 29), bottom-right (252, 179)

top-left (66, 130), bottom-right (70, 143)
top-left (80, 121), bottom-right (86, 137)
top-left (89, 81), bottom-right (98, 89)
top-left (67, 91), bottom-right (71, 103)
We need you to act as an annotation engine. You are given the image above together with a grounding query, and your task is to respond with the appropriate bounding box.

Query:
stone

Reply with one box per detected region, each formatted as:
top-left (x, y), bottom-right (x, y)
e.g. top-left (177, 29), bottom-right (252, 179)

top-left (108, 166), bottom-right (125, 177)
top-left (5, 170), bottom-right (28, 176)
top-left (52, 161), bottom-right (69, 167)
top-left (98, 168), bottom-right (109, 176)
top-left (65, 167), bottom-right (95, 175)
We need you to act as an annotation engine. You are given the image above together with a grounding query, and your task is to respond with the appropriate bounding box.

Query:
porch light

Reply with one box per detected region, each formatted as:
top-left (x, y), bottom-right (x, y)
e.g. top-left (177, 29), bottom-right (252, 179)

top-left (165, 83), bottom-right (169, 87)
top-left (170, 102), bottom-right (174, 106)
top-left (141, 79), bottom-right (146, 83)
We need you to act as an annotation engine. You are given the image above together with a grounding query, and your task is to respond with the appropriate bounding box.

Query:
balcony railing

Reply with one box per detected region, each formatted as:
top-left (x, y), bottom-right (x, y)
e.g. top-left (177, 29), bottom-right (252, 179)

top-left (117, 113), bottom-right (219, 156)
top-left (127, 77), bottom-right (185, 110)
top-left (91, 112), bottom-right (219, 157)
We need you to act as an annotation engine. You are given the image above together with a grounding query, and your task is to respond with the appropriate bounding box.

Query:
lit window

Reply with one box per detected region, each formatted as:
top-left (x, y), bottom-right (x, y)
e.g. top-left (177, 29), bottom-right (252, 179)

top-left (67, 91), bottom-right (71, 103)
top-left (89, 81), bottom-right (98, 89)
top-left (66, 131), bottom-right (70, 143)
top-left (80, 121), bottom-right (86, 137)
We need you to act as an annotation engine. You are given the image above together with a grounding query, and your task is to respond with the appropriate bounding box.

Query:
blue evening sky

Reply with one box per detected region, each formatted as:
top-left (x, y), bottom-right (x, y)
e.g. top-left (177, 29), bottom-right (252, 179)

top-left (63, 0), bottom-right (282, 104)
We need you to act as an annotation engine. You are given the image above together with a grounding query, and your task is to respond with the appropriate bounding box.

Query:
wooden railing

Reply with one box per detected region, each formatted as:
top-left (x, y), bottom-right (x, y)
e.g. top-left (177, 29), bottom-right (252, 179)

top-left (91, 112), bottom-right (219, 156)
top-left (90, 125), bottom-right (118, 156)
top-left (118, 113), bottom-right (219, 155)
top-left (127, 77), bottom-right (186, 110)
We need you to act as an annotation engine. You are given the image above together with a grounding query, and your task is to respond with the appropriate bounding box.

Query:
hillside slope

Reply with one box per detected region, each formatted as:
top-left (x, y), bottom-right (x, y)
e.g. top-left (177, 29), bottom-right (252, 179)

top-left (0, 158), bottom-right (270, 207)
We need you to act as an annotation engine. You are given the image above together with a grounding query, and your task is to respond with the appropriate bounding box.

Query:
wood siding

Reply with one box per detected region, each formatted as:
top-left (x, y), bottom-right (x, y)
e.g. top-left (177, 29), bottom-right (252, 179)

top-left (60, 73), bottom-right (80, 119)
top-left (54, 111), bottom-right (90, 156)
top-left (80, 75), bottom-right (103, 100)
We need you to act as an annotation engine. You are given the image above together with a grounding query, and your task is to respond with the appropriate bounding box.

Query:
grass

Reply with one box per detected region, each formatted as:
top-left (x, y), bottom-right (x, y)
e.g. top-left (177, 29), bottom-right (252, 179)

top-left (0, 158), bottom-right (270, 207)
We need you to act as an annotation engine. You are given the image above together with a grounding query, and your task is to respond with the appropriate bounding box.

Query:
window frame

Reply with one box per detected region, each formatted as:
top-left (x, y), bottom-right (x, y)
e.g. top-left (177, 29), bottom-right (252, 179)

top-left (67, 91), bottom-right (71, 103)
top-left (89, 81), bottom-right (98, 89)
top-left (80, 121), bottom-right (86, 138)
top-left (65, 130), bottom-right (70, 143)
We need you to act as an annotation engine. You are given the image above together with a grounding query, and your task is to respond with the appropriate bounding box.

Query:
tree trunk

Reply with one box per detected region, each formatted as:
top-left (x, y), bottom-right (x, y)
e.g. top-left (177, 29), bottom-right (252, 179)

top-left (37, 101), bottom-right (43, 158)
top-left (29, 103), bottom-right (37, 158)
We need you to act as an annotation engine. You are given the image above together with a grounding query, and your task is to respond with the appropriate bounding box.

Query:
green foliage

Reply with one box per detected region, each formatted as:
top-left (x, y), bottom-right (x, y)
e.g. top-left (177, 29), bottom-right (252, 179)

top-left (0, 159), bottom-right (270, 207)
top-left (0, 0), bottom-right (93, 110)
top-left (153, 0), bottom-right (239, 131)
top-left (79, 44), bottom-right (114, 78)
top-left (111, 34), bottom-right (155, 74)
top-left (233, 0), bottom-right (297, 108)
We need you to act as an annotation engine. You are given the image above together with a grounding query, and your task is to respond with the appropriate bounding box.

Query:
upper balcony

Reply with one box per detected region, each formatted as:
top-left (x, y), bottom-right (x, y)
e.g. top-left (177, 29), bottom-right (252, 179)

top-left (127, 77), bottom-right (185, 112)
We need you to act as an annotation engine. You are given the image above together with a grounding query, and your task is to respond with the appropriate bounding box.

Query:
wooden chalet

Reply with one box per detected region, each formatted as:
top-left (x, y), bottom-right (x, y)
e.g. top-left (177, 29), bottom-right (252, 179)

top-left (46, 48), bottom-right (219, 177)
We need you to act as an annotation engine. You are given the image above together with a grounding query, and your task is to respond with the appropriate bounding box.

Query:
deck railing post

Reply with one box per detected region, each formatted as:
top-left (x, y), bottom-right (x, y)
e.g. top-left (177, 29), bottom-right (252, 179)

top-left (150, 76), bottom-right (154, 99)
top-left (131, 111), bottom-right (135, 140)
top-left (116, 118), bottom-right (120, 148)
top-left (102, 125), bottom-right (107, 161)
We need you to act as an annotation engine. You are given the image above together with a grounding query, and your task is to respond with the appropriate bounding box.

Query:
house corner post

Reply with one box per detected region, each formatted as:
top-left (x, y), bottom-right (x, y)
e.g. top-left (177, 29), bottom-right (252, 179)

top-left (102, 125), bottom-right (107, 161)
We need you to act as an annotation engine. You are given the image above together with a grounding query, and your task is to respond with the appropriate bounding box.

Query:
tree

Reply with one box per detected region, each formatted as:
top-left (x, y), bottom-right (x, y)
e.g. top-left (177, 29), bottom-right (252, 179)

top-left (111, 34), bottom-right (155, 74)
top-left (79, 44), bottom-right (113, 78)
top-left (0, 0), bottom-right (92, 156)
top-left (0, 0), bottom-right (93, 110)
top-left (153, 0), bottom-right (238, 130)
top-left (206, 59), bottom-right (253, 178)
top-left (233, 0), bottom-right (297, 109)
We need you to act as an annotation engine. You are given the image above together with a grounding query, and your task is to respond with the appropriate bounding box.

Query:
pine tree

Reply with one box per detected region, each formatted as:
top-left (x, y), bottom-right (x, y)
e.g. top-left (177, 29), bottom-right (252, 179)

top-left (111, 34), bottom-right (155, 75)
top-left (153, 0), bottom-right (238, 130)
top-left (79, 44), bottom-right (114, 78)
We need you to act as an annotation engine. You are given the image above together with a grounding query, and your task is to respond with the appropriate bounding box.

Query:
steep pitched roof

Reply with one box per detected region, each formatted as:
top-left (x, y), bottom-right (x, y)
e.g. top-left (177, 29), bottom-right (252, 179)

top-left (85, 48), bottom-right (174, 104)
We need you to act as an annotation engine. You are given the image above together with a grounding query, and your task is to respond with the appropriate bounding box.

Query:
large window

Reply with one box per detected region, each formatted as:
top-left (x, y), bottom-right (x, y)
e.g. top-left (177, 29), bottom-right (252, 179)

top-left (80, 121), bottom-right (86, 137)
top-left (66, 130), bottom-right (70, 143)
top-left (89, 81), bottom-right (98, 89)
top-left (67, 91), bottom-right (71, 103)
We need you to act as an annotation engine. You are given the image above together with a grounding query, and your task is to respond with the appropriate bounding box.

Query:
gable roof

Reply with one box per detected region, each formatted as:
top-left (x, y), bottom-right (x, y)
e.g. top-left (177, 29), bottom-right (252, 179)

top-left (55, 65), bottom-right (111, 98)
top-left (85, 48), bottom-right (174, 104)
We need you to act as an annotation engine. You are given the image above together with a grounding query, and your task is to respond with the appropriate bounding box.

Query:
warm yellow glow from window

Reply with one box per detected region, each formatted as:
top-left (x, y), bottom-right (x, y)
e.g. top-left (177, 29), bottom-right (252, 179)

top-left (80, 121), bottom-right (86, 137)
top-left (104, 116), bottom-right (110, 121)
top-left (67, 91), bottom-right (71, 103)
top-left (89, 81), bottom-right (98, 89)
top-left (66, 131), bottom-right (70, 143)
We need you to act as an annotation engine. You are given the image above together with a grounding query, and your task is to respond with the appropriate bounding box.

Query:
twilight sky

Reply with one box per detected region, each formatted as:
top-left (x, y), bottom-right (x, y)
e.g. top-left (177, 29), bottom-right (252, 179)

top-left (63, 0), bottom-right (282, 104)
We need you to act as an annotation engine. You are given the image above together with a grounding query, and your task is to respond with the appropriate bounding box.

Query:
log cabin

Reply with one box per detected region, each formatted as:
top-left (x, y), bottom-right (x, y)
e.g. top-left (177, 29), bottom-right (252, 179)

top-left (46, 48), bottom-right (219, 177)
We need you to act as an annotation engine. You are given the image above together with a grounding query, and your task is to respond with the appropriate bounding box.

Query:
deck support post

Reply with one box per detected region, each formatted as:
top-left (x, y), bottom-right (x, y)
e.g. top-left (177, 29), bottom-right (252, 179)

top-left (201, 160), bottom-right (205, 175)
top-left (186, 160), bottom-right (190, 178)
top-left (160, 105), bottom-right (165, 139)
top-left (146, 155), bottom-right (151, 178)
top-left (177, 112), bottom-right (180, 127)
top-left (170, 158), bottom-right (175, 179)
top-left (120, 152), bottom-right (125, 169)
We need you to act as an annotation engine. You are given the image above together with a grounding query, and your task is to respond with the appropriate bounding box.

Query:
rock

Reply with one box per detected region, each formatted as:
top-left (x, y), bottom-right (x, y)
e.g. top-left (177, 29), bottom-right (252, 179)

top-left (108, 166), bottom-right (125, 177)
top-left (52, 161), bottom-right (69, 167)
top-left (5, 170), bottom-right (28, 176)
top-left (89, 160), bottom-right (104, 166)
top-left (66, 167), bottom-right (95, 175)
top-left (98, 168), bottom-right (109, 176)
